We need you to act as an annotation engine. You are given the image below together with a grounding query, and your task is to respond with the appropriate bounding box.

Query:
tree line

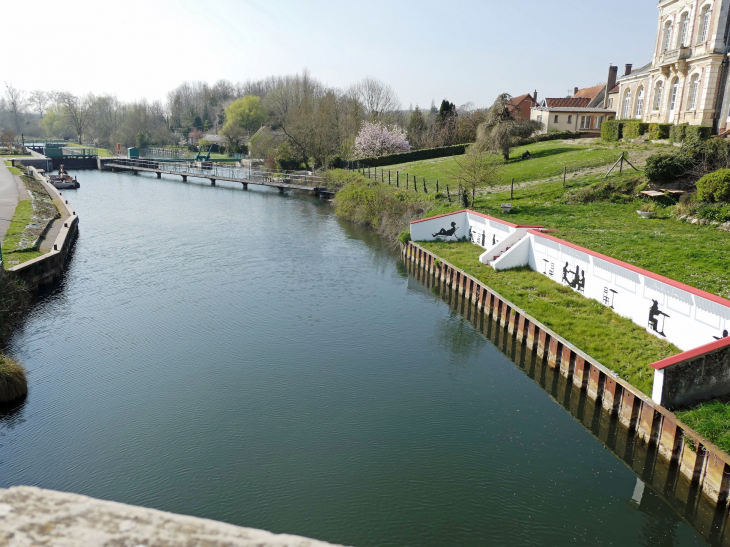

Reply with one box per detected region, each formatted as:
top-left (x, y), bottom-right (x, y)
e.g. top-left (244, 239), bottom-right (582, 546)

top-left (1, 76), bottom-right (533, 170)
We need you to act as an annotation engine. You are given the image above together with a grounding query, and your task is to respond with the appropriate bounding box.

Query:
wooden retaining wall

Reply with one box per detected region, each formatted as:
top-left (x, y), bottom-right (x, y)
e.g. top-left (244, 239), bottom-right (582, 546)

top-left (405, 241), bottom-right (730, 510)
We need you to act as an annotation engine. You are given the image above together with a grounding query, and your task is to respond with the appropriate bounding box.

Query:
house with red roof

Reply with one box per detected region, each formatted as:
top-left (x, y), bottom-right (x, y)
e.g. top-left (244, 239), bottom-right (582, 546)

top-left (507, 92), bottom-right (538, 121)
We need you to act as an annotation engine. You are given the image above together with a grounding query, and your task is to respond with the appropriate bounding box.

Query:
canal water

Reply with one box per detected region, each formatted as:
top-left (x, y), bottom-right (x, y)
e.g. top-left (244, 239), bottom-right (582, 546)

top-left (0, 170), bottom-right (716, 546)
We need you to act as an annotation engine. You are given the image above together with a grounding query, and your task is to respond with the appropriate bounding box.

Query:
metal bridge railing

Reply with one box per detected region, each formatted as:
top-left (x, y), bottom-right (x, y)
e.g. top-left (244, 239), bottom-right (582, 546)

top-left (107, 159), bottom-right (328, 187)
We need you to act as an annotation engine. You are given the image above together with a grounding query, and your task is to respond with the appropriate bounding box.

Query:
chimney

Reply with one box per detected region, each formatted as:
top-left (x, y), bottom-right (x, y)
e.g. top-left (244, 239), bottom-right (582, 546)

top-left (624, 63), bottom-right (633, 76)
top-left (604, 65), bottom-right (618, 109)
top-left (574, 87), bottom-right (579, 96)
top-left (533, 90), bottom-right (538, 103)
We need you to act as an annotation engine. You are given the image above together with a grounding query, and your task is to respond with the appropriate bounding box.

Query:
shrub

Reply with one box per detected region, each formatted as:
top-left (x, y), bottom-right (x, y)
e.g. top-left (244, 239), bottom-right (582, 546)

top-left (696, 169), bottom-right (730, 202)
top-left (0, 355), bottom-right (27, 404)
top-left (398, 228), bottom-right (411, 245)
top-left (563, 176), bottom-right (643, 204)
top-left (515, 130), bottom-right (583, 146)
top-left (601, 120), bottom-right (622, 142)
top-left (669, 123), bottom-right (689, 143)
top-left (685, 125), bottom-right (713, 143)
top-left (622, 122), bottom-right (649, 139)
top-left (358, 144), bottom-right (469, 168)
top-left (644, 152), bottom-right (694, 182)
top-left (647, 123), bottom-right (672, 140)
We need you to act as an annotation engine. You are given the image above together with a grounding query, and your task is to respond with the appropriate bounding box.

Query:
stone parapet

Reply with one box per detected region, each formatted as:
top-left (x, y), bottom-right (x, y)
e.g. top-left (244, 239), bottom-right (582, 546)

top-left (0, 486), bottom-right (346, 547)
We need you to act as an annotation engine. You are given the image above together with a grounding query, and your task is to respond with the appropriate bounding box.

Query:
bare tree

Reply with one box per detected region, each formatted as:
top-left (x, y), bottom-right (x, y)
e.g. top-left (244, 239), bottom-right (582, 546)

top-left (450, 148), bottom-right (503, 207)
top-left (56, 92), bottom-right (94, 144)
top-left (4, 83), bottom-right (26, 133)
top-left (28, 90), bottom-right (51, 118)
top-left (477, 93), bottom-right (541, 160)
top-left (352, 77), bottom-right (400, 121)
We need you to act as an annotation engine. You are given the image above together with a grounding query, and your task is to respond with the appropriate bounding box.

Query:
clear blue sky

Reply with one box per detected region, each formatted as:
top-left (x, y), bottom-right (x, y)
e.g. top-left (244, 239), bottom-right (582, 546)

top-left (7, 0), bottom-right (659, 108)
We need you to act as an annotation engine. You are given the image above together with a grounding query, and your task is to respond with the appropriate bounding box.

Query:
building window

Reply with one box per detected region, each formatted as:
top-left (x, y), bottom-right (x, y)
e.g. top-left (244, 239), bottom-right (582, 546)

top-left (679, 12), bottom-right (689, 46)
top-left (567, 115), bottom-right (572, 124)
top-left (537, 114), bottom-right (543, 124)
top-left (700, 6), bottom-right (711, 42)
top-left (635, 87), bottom-right (645, 118)
top-left (597, 116), bottom-right (604, 129)
top-left (688, 74), bottom-right (700, 109)
top-left (653, 81), bottom-right (664, 110)
top-left (669, 78), bottom-right (679, 111)
top-left (580, 116), bottom-right (592, 130)
top-left (608, 98), bottom-right (613, 109)
top-left (554, 115), bottom-right (559, 123)
top-left (663, 21), bottom-right (673, 51)
top-left (622, 89), bottom-right (632, 119)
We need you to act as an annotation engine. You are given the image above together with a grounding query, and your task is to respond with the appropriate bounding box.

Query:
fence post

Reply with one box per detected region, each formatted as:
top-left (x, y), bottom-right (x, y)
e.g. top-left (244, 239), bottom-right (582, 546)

top-left (397, 171), bottom-right (399, 187)
top-left (407, 173), bottom-right (409, 189)
top-left (511, 178), bottom-right (514, 199)
top-left (447, 185), bottom-right (450, 201)
top-left (389, 171), bottom-right (391, 185)
top-left (563, 166), bottom-right (567, 187)
top-left (423, 178), bottom-right (427, 193)
top-left (436, 180), bottom-right (439, 193)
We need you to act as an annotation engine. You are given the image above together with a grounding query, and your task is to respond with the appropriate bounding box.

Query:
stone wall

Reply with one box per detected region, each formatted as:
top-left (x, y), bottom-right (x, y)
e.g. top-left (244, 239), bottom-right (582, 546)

top-left (9, 168), bottom-right (79, 290)
top-left (0, 486), bottom-right (346, 547)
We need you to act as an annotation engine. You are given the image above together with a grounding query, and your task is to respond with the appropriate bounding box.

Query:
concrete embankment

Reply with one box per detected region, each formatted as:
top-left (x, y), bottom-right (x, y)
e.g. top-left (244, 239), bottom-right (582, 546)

top-left (0, 486), bottom-right (347, 547)
top-left (7, 167), bottom-right (79, 290)
top-left (405, 241), bottom-right (730, 509)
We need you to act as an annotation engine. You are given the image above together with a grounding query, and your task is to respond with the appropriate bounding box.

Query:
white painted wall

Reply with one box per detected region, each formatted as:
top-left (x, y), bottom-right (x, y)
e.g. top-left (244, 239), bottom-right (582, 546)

top-left (526, 232), bottom-right (729, 352)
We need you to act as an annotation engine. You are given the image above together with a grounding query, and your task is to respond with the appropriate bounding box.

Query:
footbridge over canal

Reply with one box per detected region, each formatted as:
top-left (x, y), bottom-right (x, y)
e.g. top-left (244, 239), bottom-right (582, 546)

top-left (99, 158), bottom-right (334, 197)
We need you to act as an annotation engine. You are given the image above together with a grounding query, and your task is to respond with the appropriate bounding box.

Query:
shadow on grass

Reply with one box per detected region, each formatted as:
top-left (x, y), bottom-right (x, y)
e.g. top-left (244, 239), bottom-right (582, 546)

top-left (507, 147), bottom-right (582, 163)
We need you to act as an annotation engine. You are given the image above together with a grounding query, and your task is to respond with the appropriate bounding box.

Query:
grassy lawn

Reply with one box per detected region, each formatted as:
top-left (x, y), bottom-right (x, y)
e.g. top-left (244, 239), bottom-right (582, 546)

top-left (2, 200), bottom-right (43, 266)
top-left (676, 400), bottom-right (730, 453)
top-left (420, 240), bottom-right (678, 395)
top-left (436, 172), bottom-right (730, 300)
top-left (4, 161), bottom-right (21, 175)
top-left (369, 140), bottom-right (664, 192)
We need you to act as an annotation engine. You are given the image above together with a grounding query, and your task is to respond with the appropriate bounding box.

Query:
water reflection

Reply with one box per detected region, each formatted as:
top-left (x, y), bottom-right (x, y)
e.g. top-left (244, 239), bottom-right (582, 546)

top-left (407, 258), bottom-right (730, 546)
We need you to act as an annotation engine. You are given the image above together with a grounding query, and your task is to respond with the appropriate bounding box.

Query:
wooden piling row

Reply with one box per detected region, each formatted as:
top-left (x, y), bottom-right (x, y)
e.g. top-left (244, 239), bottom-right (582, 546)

top-left (404, 241), bottom-right (730, 509)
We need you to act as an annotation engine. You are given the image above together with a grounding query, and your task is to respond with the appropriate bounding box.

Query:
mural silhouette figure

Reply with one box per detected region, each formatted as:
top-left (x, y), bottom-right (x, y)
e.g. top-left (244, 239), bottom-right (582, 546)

top-left (432, 222), bottom-right (459, 239)
top-left (714, 329), bottom-right (729, 341)
top-left (648, 300), bottom-right (670, 337)
top-left (492, 234), bottom-right (496, 246)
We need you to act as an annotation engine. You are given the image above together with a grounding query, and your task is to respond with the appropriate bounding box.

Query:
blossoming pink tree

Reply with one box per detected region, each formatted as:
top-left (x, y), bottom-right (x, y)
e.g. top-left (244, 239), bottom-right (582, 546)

top-left (354, 121), bottom-right (411, 158)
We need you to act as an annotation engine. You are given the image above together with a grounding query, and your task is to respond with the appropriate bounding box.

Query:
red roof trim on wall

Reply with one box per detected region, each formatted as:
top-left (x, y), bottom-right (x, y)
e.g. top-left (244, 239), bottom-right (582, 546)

top-left (651, 337), bottom-right (730, 370)
top-left (528, 229), bottom-right (730, 309)
top-left (410, 209), bottom-right (543, 229)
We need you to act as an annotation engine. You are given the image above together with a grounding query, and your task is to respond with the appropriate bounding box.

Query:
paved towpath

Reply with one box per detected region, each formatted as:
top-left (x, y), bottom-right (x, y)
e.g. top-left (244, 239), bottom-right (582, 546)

top-left (0, 160), bottom-right (21, 245)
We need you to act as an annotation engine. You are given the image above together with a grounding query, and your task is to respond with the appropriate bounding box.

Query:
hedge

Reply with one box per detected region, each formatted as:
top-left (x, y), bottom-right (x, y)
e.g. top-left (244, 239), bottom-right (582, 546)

top-left (516, 130), bottom-right (583, 146)
top-left (669, 123), bottom-right (689, 143)
top-left (358, 144), bottom-right (469, 167)
top-left (696, 169), bottom-right (730, 202)
top-left (686, 125), bottom-right (713, 142)
top-left (623, 122), bottom-right (650, 139)
top-left (645, 152), bottom-right (694, 182)
top-left (601, 120), bottom-right (623, 142)
top-left (647, 123), bottom-right (672, 140)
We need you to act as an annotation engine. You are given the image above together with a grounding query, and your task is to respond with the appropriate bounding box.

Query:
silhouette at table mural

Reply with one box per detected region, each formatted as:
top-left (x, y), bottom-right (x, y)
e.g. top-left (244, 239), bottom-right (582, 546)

top-left (714, 329), bottom-right (729, 341)
top-left (648, 300), bottom-right (670, 337)
top-left (561, 262), bottom-right (586, 292)
top-left (432, 222), bottom-right (459, 239)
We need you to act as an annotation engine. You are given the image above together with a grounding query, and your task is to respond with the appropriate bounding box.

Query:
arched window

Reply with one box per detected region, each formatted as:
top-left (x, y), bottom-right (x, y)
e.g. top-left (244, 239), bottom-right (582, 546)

top-left (679, 13), bottom-right (689, 46)
top-left (700, 6), bottom-right (711, 42)
top-left (653, 81), bottom-right (664, 110)
top-left (635, 87), bottom-right (645, 118)
top-left (669, 78), bottom-right (679, 112)
top-left (688, 74), bottom-right (701, 109)
top-left (663, 21), bottom-right (673, 51)
top-left (622, 89), bottom-right (632, 119)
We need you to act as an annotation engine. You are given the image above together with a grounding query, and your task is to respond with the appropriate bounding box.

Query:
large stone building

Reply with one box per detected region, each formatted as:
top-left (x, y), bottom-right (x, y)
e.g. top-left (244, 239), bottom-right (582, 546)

top-left (614, 0), bottom-right (730, 132)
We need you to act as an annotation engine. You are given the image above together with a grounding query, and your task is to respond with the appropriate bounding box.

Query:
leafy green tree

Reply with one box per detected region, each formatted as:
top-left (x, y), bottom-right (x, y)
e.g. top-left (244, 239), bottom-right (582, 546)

top-left (407, 106), bottom-right (428, 148)
top-left (136, 130), bottom-right (151, 149)
top-left (477, 93), bottom-right (541, 160)
top-left (220, 123), bottom-right (248, 154)
top-left (224, 95), bottom-right (267, 134)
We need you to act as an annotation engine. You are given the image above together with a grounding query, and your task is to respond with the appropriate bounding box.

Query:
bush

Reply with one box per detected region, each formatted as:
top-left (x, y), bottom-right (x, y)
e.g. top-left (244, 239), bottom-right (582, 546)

top-left (398, 228), bottom-right (411, 245)
top-left (647, 123), bottom-right (672, 140)
top-left (564, 176), bottom-right (644, 204)
top-left (685, 125), bottom-right (713, 143)
top-left (601, 120), bottom-right (622, 142)
top-left (696, 169), bottom-right (730, 202)
top-left (644, 152), bottom-right (694, 182)
top-left (669, 123), bottom-right (689, 143)
top-left (0, 355), bottom-right (27, 404)
top-left (622, 122), bottom-right (649, 139)
top-left (358, 144), bottom-right (469, 167)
